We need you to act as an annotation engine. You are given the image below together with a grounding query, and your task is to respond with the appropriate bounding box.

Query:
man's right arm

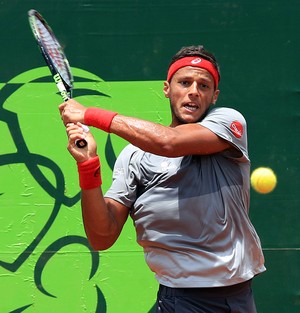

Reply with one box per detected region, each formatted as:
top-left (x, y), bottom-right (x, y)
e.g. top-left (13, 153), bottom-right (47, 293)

top-left (64, 122), bottom-right (130, 251)
top-left (81, 188), bottom-right (130, 250)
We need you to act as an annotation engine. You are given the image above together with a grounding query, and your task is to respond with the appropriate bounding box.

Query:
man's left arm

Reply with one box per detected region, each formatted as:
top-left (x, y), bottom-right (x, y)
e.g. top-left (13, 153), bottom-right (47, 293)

top-left (60, 99), bottom-right (232, 157)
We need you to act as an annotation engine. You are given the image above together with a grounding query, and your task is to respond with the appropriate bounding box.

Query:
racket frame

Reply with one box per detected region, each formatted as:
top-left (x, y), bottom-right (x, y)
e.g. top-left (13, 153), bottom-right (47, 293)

top-left (28, 9), bottom-right (88, 148)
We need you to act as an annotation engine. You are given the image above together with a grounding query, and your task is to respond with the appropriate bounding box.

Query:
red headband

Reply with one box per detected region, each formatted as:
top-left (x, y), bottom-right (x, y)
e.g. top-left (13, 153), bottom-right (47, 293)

top-left (167, 56), bottom-right (220, 88)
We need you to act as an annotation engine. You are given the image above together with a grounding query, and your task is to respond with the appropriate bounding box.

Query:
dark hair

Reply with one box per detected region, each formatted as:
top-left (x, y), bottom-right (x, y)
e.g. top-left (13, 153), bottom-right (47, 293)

top-left (169, 45), bottom-right (220, 81)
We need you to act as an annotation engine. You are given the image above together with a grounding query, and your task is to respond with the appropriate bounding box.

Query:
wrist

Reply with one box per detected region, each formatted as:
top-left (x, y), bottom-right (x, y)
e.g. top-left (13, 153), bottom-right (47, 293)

top-left (77, 156), bottom-right (102, 190)
top-left (84, 107), bottom-right (118, 132)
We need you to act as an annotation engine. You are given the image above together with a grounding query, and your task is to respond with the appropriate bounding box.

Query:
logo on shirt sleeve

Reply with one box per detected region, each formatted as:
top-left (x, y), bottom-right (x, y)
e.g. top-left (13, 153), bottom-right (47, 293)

top-left (230, 121), bottom-right (243, 138)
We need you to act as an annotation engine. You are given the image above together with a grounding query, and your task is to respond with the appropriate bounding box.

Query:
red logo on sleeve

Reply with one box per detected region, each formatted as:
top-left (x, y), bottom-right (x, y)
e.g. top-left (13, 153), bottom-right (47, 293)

top-left (230, 121), bottom-right (243, 138)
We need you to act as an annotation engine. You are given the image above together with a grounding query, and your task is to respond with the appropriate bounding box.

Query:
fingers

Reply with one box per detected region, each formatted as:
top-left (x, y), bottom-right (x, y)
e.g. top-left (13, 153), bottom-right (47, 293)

top-left (58, 102), bottom-right (66, 114)
top-left (65, 123), bottom-right (97, 163)
top-left (59, 99), bottom-right (86, 125)
top-left (59, 101), bottom-right (69, 125)
top-left (66, 123), bottom-right (87, 144)
top-left (65, 124), bottom-right (88, 162)
top-left (78, 122), bottom-right (90, 133)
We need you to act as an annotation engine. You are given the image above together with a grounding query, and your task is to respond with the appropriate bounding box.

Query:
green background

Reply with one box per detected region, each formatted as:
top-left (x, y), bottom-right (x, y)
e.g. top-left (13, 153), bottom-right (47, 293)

top-left (0, 1), bottom-right (299, 312)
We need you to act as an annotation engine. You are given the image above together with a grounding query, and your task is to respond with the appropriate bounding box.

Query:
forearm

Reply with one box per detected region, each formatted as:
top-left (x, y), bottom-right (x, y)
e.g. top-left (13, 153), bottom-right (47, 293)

top-left (60, 101), bottom-right (179, 156)
top-left (77, 156), bottom-right (122, 250)
top-left (110, 115), bottom-right (230, 156)
top-left (110, 114), bottom-right (176, 155)
top-left (84, 107), bottom-right (178, 156)
top-left (63, 120), bottom-right (127, 250)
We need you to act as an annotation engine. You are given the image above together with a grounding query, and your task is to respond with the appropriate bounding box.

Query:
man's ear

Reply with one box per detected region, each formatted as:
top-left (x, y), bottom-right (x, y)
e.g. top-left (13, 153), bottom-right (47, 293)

top-left (163, 81), bottom-right (170, 98)
top-left (212, 89), bottom-right (220, 104)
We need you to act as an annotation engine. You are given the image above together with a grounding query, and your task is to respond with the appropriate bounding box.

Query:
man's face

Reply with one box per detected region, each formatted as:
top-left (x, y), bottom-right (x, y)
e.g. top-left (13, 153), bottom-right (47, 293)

top-left (163, 66), bottom-right (219, 126)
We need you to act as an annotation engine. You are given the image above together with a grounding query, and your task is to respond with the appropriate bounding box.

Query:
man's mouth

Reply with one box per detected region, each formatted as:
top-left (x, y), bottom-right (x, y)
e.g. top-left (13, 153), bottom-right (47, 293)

top-left (183, 103), bottom-right (199, 112)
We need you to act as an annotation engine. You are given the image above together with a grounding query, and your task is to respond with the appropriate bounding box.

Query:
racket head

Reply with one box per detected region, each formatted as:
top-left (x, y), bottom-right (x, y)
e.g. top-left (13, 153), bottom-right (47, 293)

top-left (28, 9), bottom-right (88, 149)
top-left (28, 9), bottom-right (73, 95)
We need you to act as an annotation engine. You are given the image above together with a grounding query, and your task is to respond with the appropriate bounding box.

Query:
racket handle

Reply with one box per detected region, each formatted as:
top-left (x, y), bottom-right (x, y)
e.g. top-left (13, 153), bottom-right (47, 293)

top-left (76, 139), bottom-right (88, 148)
top-left (75, 124), bottom-right (89, 148)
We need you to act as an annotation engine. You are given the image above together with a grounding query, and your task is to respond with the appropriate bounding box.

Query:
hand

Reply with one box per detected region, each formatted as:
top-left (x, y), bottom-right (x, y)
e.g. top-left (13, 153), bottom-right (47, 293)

top-left (66, 123), bottom-right (97, 163)
top-left (59, 99), bottom-right (87, 125)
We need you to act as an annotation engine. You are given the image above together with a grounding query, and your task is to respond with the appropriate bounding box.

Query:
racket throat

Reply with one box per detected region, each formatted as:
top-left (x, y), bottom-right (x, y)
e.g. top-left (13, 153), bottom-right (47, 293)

top-left (53, 73), bottom-right (71, 100)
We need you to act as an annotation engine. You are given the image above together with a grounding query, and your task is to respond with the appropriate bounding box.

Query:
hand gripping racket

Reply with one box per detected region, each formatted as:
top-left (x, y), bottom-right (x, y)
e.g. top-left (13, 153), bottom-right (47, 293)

top-left (28, 9), bottom-right (88, 148)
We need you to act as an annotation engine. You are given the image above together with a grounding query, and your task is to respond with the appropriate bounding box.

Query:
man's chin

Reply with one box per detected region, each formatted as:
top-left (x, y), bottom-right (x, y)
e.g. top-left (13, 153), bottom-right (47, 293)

top-left (172, 116), bottom-right (198, 125)
top-left (182, 113), bottom-right (203, 124)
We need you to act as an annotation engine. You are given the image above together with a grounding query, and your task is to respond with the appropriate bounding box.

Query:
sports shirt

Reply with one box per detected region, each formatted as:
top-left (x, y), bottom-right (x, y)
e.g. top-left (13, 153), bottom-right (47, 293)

top-left (105, 107), bottom-right (266, 287)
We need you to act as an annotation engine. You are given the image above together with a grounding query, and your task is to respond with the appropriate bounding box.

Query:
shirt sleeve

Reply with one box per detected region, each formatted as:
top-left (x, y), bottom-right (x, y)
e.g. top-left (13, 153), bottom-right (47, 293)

top-left (104, 144), bottom-right (141, 208)
top-left (200, 107), bottom-right (249, 162)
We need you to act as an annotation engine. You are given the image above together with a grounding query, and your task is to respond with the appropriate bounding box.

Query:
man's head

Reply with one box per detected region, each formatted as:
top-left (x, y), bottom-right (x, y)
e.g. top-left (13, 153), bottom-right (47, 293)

top-left (167, 45), bottom-right (220, 90)
top-left (164, 45), bottom-right (220, 127)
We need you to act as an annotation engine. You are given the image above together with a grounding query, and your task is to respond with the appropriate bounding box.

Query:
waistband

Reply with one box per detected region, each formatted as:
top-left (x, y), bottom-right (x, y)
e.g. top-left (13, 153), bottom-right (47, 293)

top-left (158, 280), bottom-right (252, 298)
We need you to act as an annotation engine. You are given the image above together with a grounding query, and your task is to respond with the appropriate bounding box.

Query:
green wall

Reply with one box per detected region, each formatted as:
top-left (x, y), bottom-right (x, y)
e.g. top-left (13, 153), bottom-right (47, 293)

top-left (0, 1), bottom-right (299, 312)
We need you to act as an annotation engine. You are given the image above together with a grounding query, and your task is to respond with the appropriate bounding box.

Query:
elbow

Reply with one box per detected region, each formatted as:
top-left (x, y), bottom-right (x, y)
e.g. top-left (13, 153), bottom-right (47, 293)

top-left (87, 233), bottom-right (117, 251)
top-left (89, 239), bottom-right (113, 251)
top-left (90, 242), bottom-right (111, 251)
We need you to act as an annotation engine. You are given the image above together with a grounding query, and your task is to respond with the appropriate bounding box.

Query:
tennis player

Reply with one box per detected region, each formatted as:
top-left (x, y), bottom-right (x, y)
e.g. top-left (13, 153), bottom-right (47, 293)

top-left (59, 45), bottom-right (265, 313)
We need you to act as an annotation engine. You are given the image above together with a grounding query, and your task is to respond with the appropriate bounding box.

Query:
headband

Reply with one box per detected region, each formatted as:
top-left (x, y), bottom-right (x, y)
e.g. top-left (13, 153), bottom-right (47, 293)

top-left (167, 56), bottom-right (220, 89)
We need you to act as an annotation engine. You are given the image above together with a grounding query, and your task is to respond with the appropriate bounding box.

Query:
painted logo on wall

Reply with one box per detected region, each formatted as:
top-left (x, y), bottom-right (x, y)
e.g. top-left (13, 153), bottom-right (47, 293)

top-left (0, 67), bottom-right (167, 312)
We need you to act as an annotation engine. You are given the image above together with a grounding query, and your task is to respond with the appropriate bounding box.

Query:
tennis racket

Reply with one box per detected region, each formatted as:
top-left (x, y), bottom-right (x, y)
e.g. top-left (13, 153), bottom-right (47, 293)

top-left (28, 9), bottom-right (88, 148)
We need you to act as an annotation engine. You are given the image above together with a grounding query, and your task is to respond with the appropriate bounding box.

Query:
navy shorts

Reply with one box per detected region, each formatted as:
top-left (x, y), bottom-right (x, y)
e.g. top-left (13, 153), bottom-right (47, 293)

top-left (155, 280), bottom-right (257, 313)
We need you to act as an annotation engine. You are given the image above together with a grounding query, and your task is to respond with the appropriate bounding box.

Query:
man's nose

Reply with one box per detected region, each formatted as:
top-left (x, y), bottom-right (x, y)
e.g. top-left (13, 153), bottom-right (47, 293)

top-left (188, 82), bottom-right (199, 96)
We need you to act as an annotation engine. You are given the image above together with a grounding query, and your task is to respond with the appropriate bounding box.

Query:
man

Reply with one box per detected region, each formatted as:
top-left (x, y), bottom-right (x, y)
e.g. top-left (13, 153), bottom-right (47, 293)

top-left (59, 45), bottom-right (265, 313)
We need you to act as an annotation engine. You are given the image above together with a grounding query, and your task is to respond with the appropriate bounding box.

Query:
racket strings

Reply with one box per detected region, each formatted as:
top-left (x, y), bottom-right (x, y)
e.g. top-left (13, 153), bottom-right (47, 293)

top-left (35, 18), bottom-right (72, 86)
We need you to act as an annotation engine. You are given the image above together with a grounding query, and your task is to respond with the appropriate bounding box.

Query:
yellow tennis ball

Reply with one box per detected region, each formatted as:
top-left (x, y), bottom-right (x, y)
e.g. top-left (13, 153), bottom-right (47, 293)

top-left (250, 167), bottom-right (277, 194)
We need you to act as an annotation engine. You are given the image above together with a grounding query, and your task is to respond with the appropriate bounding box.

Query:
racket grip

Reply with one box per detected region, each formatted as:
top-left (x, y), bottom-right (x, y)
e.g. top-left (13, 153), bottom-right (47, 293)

top-left (76, 139), bottom-right (88, 148)
top-left (75, 124), bottom-right (90, 148)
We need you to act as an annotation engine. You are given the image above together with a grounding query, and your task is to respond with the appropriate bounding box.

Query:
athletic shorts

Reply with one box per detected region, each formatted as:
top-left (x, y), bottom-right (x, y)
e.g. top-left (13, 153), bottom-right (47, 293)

top-left (155, 280), bottom-right (257, 313)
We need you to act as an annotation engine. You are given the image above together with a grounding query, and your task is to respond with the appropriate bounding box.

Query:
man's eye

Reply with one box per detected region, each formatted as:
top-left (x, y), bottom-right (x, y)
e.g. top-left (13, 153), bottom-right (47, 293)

top-left (180, 81), bottom-right (190, 86)
top-left (199, 83), bottom-right (209, 89)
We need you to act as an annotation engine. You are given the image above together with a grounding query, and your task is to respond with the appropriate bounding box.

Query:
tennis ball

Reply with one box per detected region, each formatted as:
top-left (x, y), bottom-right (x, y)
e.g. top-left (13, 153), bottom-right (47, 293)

top-left (250, 167), bottom-right (277, 194)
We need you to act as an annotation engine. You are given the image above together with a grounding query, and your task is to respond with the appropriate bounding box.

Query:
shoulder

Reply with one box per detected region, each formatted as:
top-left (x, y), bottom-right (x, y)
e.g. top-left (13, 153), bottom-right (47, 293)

top-left (200, 107), bottom-right (249, 162)
top-left (204, 107), bottom-right (246, 123)
top-left (201, 107), bottom-right (247, 136)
